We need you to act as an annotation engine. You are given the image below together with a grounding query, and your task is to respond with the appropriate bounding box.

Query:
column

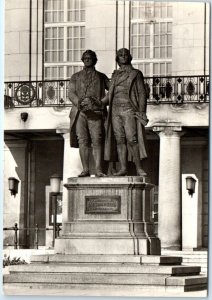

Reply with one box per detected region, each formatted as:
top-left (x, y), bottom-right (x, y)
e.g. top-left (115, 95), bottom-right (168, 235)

top-left (56, 129), bottom-right (82, 231)
top-left (153, 123), bottom-right (182, 250)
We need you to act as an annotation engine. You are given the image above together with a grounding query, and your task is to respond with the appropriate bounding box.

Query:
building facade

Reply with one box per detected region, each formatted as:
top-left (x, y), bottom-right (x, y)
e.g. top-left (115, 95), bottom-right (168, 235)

top-left (4, 0), bottom-right (209, 251)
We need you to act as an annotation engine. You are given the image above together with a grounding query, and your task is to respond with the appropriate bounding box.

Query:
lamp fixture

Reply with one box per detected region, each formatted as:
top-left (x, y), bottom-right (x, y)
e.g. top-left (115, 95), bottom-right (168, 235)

top-left (50, 174), bottom-right (62, 194)
top-left (186, 176), bottom-right (196, 197)
top-left (20, 112), bottom-right (28, 122)
top-left (8, 177), bottom-right (19, 197)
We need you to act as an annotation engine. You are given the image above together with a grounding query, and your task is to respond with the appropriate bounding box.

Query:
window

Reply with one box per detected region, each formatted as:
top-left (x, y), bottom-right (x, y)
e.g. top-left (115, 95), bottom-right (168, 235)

top-left (131, 23), bottom-right (150, 60)
top-left (45, 27), bottom-right (64, 63)
top-left (131, 1), bottom-right (172, 77)
top-left (132, 63), bottom-right (150, 76)
top-left (44, 0), bottom-right (85, 80)
top-left (153, 62), bottom-right (172, 76)
top-left (67, 26), bottom-right (85, 62)
top-left (45, 0), bottom-right (64, 23)
top-left (153, 22), bottom-right (172, 59)
top-left (67, 0), bottom-right (85, 22)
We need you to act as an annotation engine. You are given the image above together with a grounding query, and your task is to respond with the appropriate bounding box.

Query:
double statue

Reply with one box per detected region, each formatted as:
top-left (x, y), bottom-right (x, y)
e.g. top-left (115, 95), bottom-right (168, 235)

top-left (69, 48), bottom-right (148, 177)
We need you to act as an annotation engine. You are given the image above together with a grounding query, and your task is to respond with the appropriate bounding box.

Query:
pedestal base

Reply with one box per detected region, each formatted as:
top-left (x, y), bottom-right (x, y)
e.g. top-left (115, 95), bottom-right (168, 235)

top-left (55, 236), bottom-right (161, 255)
top-left (55, 176), bottom-right (161, 255)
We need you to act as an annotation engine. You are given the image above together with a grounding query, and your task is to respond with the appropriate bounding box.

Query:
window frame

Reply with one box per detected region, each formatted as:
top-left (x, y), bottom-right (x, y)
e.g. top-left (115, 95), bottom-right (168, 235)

top-left (130, 1), bottom-right (173, 77)
top-left (44, 0), bottom-right (85, 80)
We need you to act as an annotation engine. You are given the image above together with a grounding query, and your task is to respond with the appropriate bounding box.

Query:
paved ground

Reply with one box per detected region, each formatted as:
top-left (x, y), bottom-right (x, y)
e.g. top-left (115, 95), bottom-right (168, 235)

top-left (3, 285), bottom-right (208, 297)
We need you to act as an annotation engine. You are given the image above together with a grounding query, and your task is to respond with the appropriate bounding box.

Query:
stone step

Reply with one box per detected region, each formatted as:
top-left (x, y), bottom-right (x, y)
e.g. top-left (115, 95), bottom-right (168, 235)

top-left (166, 275), bottom-right (207, 292)
top-left (162, 251), bottom-right (208, 274)
top-left (4, 273), bottom-right (168, 285)
top-left (182, 258), bottom-right (207, 262)
top-left (182, 262), bottom-right (207, 268)
top-left (181, 263), bottom-right (207, 274)
top-left (30, 254), bottom-right (182, 265)
top-left (4, 253), bottom-right (207, 293)
top-left (162, 250), bottom-right (208, 257)
top-left (7, 263), bottom-right (201, 276)
top-left (3, 279), bottom-right (207, 294)
top-left (4, 273), bottom-right (207, 291)
top-left (4, 272), bottom-right (207, 291)
top-left (140, 255), bottom-right (182, 265)
top-left (30, 254), bottom-right (141, 264)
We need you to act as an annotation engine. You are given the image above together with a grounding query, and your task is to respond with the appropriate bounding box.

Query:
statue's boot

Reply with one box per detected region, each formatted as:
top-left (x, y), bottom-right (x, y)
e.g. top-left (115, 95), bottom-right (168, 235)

top-left (93, 146), bottom-right (106, 177)
top-left (130, 143), bottom-right (147, 176)
top-left (78, 145), bottom-right (90, 177)
top-left (113, 144), bottom-right (127, 176)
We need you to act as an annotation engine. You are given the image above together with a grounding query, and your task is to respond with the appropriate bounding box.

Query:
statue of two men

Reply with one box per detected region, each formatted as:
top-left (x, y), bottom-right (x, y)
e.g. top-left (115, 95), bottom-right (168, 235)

top-left (69, 48), bottom-right (148, 177)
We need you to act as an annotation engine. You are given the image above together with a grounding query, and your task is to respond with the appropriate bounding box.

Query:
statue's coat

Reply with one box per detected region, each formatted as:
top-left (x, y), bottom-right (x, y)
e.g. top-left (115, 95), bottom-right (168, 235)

top-left (68, 69), bottom-right (109, 148)
top-left (104, 69), bottom-right (148, 161)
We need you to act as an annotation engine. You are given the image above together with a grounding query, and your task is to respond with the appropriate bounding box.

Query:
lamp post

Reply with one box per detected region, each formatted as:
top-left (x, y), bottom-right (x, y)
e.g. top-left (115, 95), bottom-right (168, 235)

top-left (50, 174), bottom-right (62, 247)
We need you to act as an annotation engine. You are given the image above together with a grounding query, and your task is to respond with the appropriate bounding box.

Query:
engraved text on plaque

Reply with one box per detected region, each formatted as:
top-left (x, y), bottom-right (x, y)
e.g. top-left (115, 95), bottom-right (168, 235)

top-left (85, 196), bottom-right (121, 214)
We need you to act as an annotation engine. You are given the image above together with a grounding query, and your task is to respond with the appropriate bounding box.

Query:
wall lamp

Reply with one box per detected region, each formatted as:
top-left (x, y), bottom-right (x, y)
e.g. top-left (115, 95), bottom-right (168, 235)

top-left (50, 174), bottom-right (62, 247)
top-left (186, 176), bottom-right (196, 197)
top-left (8, 177), bottom-right (19, 197)
top-left (20, 112), bottom-right (28, 122)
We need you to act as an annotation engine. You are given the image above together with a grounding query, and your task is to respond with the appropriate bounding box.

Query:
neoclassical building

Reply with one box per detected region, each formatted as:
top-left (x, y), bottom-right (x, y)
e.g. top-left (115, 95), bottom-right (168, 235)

top-left (4, 0), bottom-right (209, 252)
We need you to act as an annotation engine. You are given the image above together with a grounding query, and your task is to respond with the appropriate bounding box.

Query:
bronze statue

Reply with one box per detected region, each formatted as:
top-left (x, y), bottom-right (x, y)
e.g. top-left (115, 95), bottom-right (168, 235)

top-left (68, 50), bottom-right (109, 177)
top-left (102, 48), bottom-right (148, 176)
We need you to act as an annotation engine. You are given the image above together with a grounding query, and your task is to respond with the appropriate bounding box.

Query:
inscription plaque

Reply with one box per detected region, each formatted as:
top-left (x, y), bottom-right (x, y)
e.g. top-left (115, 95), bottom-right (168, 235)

top-left (85, 196), bottom-right (121, 214)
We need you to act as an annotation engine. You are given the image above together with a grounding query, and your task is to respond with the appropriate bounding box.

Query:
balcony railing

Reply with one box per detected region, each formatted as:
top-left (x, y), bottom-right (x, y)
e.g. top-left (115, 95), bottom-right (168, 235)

top-left (4, 75), bottom-right (209, 108)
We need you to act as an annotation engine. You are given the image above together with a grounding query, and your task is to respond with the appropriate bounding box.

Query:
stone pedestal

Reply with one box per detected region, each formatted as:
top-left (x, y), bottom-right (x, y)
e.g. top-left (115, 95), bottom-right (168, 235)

top-left (55, 176), bottom-right (161, 255)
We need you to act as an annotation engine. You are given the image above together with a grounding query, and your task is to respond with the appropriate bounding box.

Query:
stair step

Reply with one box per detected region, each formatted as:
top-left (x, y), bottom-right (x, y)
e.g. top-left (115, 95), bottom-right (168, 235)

top-left (162, 251), bottom-right (207, 257)
top-left (182, 258), bottom-right (207, 262)
top-left (166, 275), bottom-right (207, 285)
top-left (4, 253), bottom-right (207, 293)
top-left (30, 254), bottom-right (182, 265)
top-left (3, 282), bottom-right (208, 296)
top-left (140, 255), bottom-right (182, 265)
top-left (4, 272), bottom-right (207, 289)
top-left (7, 263), bottom-right (201, 276)
top-left (166, 275), bottom-right (207, 291)
top-left (31, 254), bottom-right (141, 264)
top-left (3, 273), bottom-right (170, 285)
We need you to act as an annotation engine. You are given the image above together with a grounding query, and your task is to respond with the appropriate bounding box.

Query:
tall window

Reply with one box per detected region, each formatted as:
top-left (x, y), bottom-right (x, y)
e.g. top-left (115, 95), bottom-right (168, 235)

top-left (131, 1), bottom-right (172, 77)
top-left (44, 0), bottom-right (85, 80)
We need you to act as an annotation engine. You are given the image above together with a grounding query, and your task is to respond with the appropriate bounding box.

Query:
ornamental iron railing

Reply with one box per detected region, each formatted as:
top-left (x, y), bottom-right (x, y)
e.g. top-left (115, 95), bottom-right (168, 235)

top-left (4, 75), bottom-right (209, 108)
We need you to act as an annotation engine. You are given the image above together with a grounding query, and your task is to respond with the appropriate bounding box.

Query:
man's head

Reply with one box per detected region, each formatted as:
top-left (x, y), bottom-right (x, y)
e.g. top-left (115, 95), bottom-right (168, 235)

top-left (116, 48), bottom-right (132, 65)
top-left (81, 50), bottom-right (98, 67)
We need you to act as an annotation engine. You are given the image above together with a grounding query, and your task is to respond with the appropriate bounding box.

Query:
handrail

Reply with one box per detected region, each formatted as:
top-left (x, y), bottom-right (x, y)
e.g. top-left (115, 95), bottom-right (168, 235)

top-left (3, 223), bottom-right (61, 249)
top-left (4, 75), bottom-right (210, 108)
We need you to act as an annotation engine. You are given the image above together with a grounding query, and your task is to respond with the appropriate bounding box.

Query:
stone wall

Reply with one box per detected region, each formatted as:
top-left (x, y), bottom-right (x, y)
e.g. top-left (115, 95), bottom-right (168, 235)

top-left (5, 0), bottom-right (43, 81)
